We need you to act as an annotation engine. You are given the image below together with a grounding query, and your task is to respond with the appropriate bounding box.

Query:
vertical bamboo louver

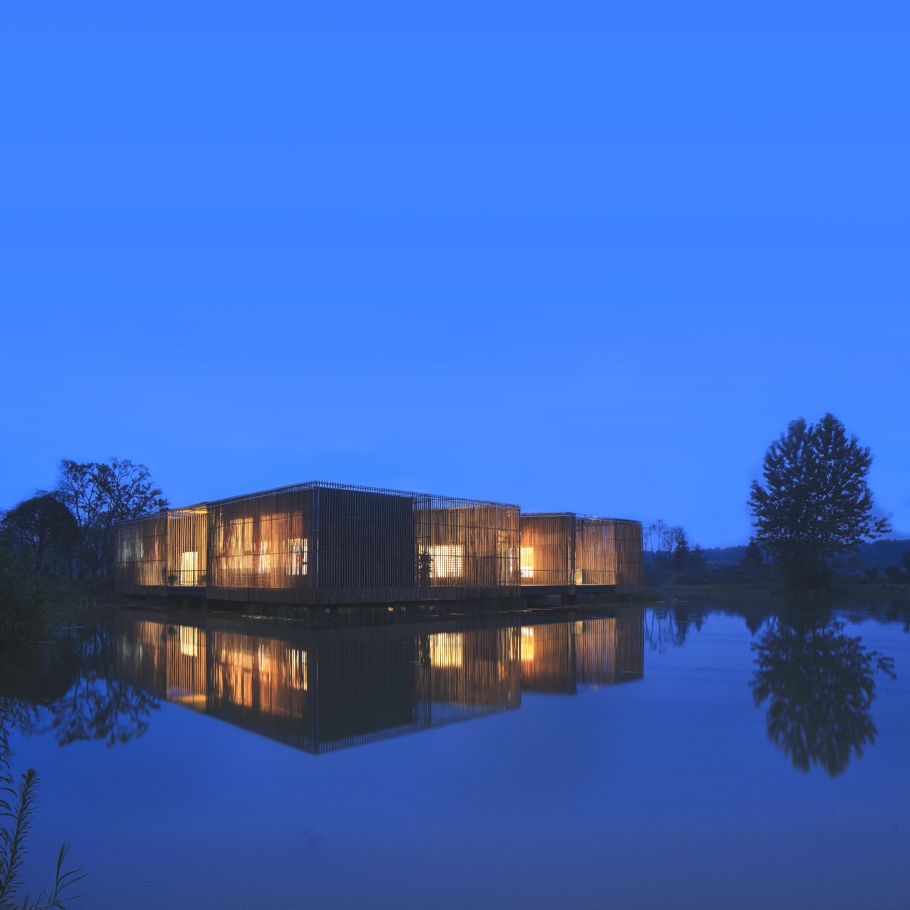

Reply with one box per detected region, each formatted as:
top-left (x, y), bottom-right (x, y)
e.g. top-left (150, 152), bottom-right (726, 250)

top-left (576, 517), bottom-right (643, 592)
top-left (118, 480), bottom-right (524, 605)
top-left (517, 513), bottom-right (576, 586)
top-left (518, 513), bottom-right (643, 591)
top-left (114, 512), bottom-right (169, 594)
top-left (114, 482), bottom-right (641, 602)
top-left (167, 506), bottom-right (208, 587)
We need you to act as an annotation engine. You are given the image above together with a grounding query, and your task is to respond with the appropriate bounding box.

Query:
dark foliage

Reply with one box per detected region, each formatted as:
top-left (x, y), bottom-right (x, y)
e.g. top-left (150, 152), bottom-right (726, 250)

top-left (741, 541), bottom-right (764, 565)
top-left (55, 459), bottom-right (168, 579)
top-left (672, 530), bottom-right (690, 571)
top-left (0, 553), bottom-right (59, 646)
top-left (749, 414), bottom-right (891, 590)
top-left (0, 496), bottom-right (79, 574)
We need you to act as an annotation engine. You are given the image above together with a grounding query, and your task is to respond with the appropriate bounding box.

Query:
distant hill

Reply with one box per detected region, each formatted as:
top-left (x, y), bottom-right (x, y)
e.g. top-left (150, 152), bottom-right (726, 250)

top-left (696, 539), bottom-right (910, 570)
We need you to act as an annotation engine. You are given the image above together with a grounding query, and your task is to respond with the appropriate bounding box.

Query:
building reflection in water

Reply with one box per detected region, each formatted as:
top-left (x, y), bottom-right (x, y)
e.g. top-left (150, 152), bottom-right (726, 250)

top-left (519, 619), bottom-right (644, 695)
top-left (114, 610), bottom-right (643, 754)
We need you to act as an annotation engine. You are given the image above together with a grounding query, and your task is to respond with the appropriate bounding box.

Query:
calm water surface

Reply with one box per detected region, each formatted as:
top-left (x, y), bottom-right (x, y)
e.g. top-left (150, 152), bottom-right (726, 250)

top-left (3, 603), bottom-right (909, 910)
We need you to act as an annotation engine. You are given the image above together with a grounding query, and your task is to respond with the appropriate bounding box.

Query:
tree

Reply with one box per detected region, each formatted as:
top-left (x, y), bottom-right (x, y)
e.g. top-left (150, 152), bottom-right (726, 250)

top-left (689, 544), bottom-right (708, 569)
top-left (748, 414), bottom-right (891, 590)
top-left (661, 524), bottom-right (678, 563)
top-left (864, 566), bottom-right (880, 583)
top-left (884, 565), bottom-right (903, 584)
top-left (55, 459), bottom-right (168, 577)
top-left (0, 494), bottom-right (79, 572)
top-left (672, 529), bottom-right (690, 571)
top-left (645, 520), bottom-right (668, 560)
top-left (741, 541), bottom-right (764, 565)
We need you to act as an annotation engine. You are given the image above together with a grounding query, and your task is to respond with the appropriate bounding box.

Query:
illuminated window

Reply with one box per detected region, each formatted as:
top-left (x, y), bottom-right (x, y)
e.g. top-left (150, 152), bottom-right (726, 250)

top-left (179, 626), bottom-right (198, 658)
top-left (226, 518), bottom-right (254, 573)
top-left (287, 538), bottom-right (308, 576)
top-left (228, 518), bottom-right (252, 554)
top-left (520, 547), bottom-right (534, 579)
top-left (426, 545), bottom-right (464, 579)
top-left (287, 649), bottom-right (308, 690)
top-left (179, 550), bottom-right (198, 585)
top-left (257, 542), bottom-right (272, 574)
top-left (430, 633), bottom-right (463, 668)
top-left (520, 626), bottom-right (534, 661)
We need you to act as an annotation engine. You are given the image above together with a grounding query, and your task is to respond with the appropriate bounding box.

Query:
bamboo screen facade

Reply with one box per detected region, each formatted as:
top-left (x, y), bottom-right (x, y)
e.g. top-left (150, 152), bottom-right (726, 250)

top-left (205, 481), bottom-right (521, 605)
top-left (167, 506), bottom-right (208, 587)
top-left (114, 484), bottom-right (642, 602)
top-left (575, 518), bottom-right (644, 592)
top-left (115, 513), bottom-right (168, 595)
top-left (518, 513), bottom-right (576, 586)
top-left (517, 513), bottom-right (644, 591)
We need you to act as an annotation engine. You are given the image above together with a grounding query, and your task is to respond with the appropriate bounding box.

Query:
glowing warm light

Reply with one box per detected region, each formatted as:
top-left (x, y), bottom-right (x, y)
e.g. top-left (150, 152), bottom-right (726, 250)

top-left (287, 538), bottom-right (308, 576)
top-left (226, 518), bottom-right (254, 573)
top-left (520, 547), bottom-right (534, 579)
top-left (257, 542), bottom-right (273, 575)
top-left (179, 551), bottom-right (198, 585)
top-left (520, 626), bottom-right (535, 661)
top-left (430, 633), bottom-right (463, 668)
top-left (426, 545), bottom-right (464, 579)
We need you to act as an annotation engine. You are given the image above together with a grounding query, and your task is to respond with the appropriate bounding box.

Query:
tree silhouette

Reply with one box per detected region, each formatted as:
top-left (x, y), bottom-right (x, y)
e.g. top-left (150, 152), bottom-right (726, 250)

top-left (751, 616), bottom-right (895, 777)
top-left (748, 414), bottom-right (890, 589)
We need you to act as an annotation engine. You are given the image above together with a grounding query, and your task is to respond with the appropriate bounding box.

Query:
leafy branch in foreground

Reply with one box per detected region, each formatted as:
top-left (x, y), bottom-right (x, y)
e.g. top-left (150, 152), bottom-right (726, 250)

top-left (0, 729), bottom-right (85, 909)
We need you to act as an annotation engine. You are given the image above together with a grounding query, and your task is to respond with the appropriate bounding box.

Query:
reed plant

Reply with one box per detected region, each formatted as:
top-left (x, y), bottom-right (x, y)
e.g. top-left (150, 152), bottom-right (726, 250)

top-left (0, 729), bottom-right (85, 909)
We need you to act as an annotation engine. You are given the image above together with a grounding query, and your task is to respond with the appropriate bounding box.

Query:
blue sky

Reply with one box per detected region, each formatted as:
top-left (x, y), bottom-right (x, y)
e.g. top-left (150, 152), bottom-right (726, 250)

top-left (1, 2), bottom-right (908, 546)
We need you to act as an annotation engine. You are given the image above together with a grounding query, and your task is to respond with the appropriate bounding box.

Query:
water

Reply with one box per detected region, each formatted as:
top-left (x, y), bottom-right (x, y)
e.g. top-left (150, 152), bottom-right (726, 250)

top-left (2, 602), bottom-right (909, 910)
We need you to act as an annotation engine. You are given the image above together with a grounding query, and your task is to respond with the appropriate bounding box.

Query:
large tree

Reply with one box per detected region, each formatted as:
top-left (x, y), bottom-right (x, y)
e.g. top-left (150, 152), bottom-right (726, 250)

top-left (748, 414), bottom-right (890, 589)
top-left (0, 493), bottom-right (80, 572)
top-left (55, 459), bottom-right (168, 577)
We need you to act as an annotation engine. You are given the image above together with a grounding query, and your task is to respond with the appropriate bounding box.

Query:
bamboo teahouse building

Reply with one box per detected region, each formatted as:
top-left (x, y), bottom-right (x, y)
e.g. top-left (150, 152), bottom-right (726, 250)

top-left (115, 480), bottom-right (643, 606)
top-left (116, 481), bottom-right (523, 605)
top-left (518, 513), bottom-right (643, 595)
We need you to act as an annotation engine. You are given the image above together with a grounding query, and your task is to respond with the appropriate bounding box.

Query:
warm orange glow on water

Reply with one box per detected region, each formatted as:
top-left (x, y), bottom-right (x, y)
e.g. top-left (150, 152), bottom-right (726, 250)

top-left (430, 633), bottom-right (464, 668)
top-left (520, 627), bottom-right (535, 661)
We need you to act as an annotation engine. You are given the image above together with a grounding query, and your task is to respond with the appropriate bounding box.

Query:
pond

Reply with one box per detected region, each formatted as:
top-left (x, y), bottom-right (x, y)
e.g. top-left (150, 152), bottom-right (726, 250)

top-left (2, 602), bottom-right (908, 910)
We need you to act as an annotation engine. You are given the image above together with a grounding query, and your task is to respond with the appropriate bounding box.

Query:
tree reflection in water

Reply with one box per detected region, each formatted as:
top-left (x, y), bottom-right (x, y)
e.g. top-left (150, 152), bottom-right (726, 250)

top-left (645, 606), bottom-right (708, 652)
top-left (751, 616), bottom-right (896, 777)
top-left (0, 620), bottom-right (159, 747)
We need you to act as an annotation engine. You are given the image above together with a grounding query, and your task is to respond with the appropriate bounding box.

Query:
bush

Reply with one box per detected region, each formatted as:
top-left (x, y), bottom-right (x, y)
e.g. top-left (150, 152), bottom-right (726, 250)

top-left (0, 553), bottom-right (64, 645)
